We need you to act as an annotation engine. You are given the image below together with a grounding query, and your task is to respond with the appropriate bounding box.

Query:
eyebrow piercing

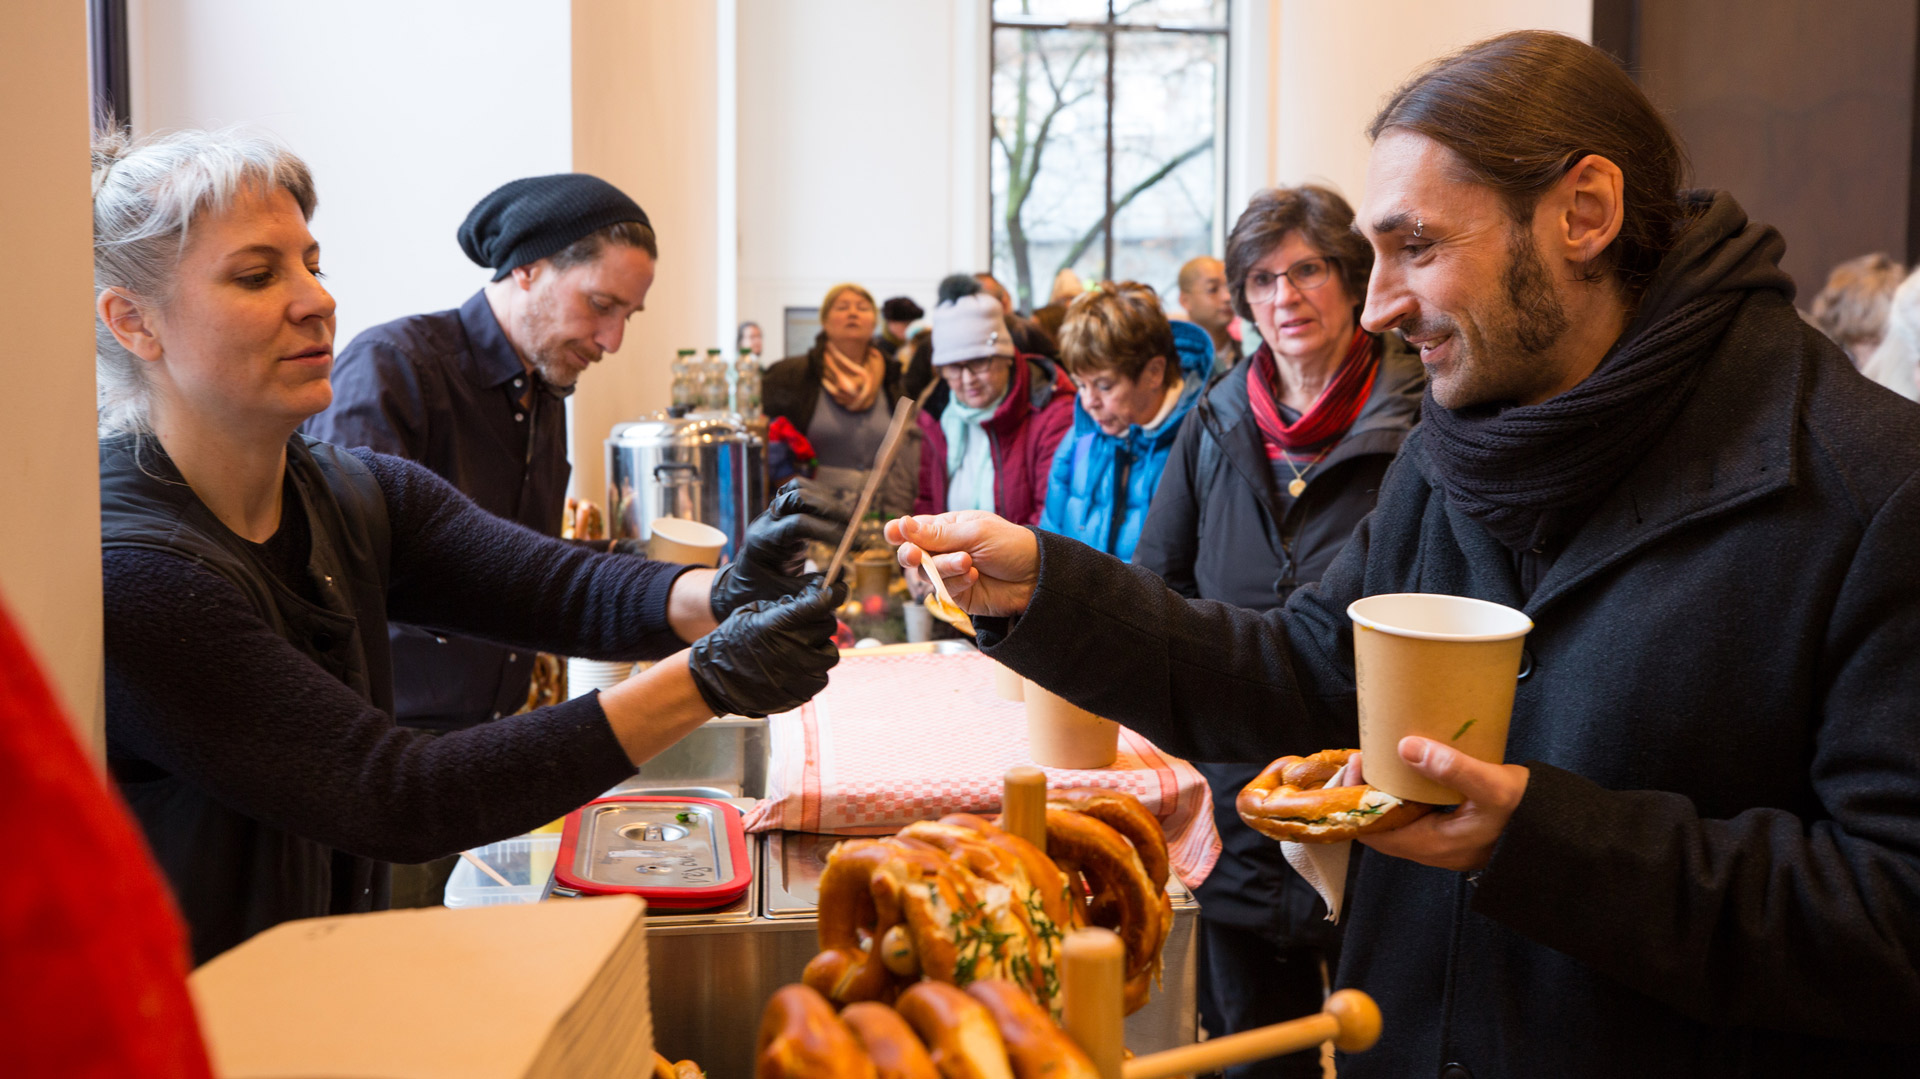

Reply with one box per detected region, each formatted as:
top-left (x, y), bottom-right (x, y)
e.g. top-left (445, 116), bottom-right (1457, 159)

top-left (1414, 218), bottom-right (1424, 238)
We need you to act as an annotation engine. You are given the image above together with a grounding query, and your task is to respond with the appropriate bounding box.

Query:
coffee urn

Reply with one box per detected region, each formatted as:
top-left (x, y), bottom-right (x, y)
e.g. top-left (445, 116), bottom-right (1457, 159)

top-left (606, 412), bottom-right (767, 561)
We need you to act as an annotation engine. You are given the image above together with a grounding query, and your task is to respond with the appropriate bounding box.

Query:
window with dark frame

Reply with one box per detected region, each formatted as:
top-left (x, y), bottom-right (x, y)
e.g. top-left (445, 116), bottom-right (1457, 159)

top-left (990, 0), bottom-right (1230, 315)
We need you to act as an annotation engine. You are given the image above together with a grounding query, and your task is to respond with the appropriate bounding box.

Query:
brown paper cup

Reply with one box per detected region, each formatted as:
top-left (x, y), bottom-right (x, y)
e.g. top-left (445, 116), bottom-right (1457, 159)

top-left (992, 661), bottom-right (1026, 701)
top-left (1348, 593), bottom-right (1532, 804)
top-left (645, 516), bottom-right (727, 568)
top-left (1023, 678), bottom-right (1118, 769)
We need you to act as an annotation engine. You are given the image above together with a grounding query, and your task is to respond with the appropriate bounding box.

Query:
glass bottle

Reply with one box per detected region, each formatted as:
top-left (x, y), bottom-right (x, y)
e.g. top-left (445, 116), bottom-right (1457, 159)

top-left (700, 348), bottom-right (730, 411)
top-left (733, 348), bottom-right (762, 416)
top-left (670, 349), bottom-right (697, 409)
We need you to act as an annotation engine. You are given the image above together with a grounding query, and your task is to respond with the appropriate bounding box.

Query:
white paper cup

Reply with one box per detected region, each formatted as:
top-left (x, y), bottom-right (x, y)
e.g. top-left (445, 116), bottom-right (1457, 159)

top-left (1347, 593), bottom-right (1532, 804)
top-left (646, 516), bottom-right (727, 568)
top-left (566, 658), bottom-right (636, 699)
top-left (992, 661), bottom-right (1026, 701)
top-left (1023, 678), bottom-right (1117, 769)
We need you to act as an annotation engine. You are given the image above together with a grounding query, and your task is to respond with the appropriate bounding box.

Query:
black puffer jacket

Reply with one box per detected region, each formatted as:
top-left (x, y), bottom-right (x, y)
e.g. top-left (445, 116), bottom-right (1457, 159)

top-left (980, 194), bottom-right (1920, 1076)
top-left (1133, 335), bottom-right (1421, 942)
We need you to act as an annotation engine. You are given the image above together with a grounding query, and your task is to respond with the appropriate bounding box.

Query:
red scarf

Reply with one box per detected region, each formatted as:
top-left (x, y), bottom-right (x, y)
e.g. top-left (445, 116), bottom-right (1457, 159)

top-left (1246, 328), bottom-right (1380, 460)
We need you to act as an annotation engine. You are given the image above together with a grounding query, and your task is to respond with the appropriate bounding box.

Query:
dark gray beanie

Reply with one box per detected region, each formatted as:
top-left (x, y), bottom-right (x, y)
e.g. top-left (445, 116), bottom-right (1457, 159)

top-left (458, 173), bottom-right (652, 281)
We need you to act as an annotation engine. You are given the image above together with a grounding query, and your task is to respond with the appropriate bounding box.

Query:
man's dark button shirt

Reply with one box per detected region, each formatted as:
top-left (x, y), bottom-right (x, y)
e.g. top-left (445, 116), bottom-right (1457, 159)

top-left (304, 289), bottom-right (571, 731)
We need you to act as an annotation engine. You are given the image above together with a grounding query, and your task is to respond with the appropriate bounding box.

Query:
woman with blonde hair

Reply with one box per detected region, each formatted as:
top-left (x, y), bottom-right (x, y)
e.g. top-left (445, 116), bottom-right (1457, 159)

top-left (763, 282), bottom-right (920, 517)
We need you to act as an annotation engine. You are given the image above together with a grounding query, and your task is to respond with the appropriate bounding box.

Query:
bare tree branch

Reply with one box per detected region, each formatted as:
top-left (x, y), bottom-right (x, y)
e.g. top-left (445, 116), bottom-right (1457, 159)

top-left (1052, 135), bottom-right (1213, 275)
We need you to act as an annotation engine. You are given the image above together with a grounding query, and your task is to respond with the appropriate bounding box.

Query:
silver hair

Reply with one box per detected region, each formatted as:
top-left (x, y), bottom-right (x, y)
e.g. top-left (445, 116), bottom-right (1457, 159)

top-left (92, 127), bottom-right (317, 437)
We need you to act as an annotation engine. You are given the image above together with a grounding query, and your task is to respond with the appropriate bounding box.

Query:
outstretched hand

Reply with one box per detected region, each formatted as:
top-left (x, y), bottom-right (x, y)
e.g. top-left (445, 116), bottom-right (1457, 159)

top-left (710, 478), bottom-right (848, 619)
top-left (1356, 738), bottom-right (1530, 872)
top-left (884, 511), bottom-right (1039, 618)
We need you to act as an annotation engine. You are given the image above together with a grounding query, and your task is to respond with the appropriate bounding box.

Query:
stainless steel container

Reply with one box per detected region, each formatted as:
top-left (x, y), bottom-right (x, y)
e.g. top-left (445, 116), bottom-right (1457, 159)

top-left (606, 412), bottom-right (767, 561)
top-left (646, 832), bottom-right (1200, 1078)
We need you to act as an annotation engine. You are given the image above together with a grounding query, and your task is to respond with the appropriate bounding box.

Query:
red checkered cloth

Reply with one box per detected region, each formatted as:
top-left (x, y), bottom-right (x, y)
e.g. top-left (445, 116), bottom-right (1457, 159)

top-left (743, 652), bottom-right (1221, 887)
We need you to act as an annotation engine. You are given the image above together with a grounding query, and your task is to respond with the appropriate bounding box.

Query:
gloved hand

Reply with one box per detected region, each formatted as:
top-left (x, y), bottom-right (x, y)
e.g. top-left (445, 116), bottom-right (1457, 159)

top-left (709, 478), bottom-right (848, 619)
top-left (688, 578), bottom-right (848, 718)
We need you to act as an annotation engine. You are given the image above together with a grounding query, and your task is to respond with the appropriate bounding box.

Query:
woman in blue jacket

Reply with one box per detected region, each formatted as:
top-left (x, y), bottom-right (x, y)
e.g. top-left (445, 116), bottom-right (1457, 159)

top-left (1039, 282), bottom-right (1214, 559)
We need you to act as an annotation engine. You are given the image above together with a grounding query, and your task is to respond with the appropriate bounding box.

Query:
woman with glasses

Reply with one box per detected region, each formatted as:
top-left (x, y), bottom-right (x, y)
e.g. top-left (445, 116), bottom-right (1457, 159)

top-left (1132, 185), bottom-right (1424, 1079)
top-left (764, 282), bottom-right (921, 518)
top-left (912, 275), bottom-right (1075, 526)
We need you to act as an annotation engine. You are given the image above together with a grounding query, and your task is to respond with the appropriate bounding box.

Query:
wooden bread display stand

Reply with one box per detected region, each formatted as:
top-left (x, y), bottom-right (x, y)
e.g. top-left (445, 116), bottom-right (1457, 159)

top-left (1001, 768), bottom-right (1382, 1079)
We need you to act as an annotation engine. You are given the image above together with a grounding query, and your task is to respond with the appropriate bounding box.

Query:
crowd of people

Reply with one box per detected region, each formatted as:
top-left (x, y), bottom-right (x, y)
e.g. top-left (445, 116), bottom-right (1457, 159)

top-left (47, 22), bottom-right (1917, 1079)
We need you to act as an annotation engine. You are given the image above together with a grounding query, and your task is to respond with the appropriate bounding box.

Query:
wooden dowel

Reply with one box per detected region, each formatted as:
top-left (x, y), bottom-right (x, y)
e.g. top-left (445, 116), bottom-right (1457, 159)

top-left (1121, 990), bottom-right (1381, 1079)
top-left (1061, 928), bottom-right (1126, 1079)
top-left (1002, 765), bottom-right (1047, 852)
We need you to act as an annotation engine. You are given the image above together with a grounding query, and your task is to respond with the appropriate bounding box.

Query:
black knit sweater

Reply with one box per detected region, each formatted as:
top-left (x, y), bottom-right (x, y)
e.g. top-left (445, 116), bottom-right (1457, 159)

top-left (105, 449), bottom-right (689, 957)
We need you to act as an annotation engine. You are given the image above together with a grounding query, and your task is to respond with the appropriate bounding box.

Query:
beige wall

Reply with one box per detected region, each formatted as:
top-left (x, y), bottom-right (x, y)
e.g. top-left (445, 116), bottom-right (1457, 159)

top-left (1269, 0), bottom-right (1592, 207)
top-left (0, 4), bottom-right (104, 751)
top-left (569, 0), bottom-right (725, 508)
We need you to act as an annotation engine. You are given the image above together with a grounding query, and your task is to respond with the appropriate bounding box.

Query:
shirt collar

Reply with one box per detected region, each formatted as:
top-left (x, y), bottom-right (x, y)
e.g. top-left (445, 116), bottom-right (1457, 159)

top-left (456, 289), bottom-right (537, 391)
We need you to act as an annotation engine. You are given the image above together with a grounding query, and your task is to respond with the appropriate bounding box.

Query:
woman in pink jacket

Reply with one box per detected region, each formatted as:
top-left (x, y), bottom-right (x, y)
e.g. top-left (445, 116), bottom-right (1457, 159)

top-left (912, 275), bottom-right (1075, 526)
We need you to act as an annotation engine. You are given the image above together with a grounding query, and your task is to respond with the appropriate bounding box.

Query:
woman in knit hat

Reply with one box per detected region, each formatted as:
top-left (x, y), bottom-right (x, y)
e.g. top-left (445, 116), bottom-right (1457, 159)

top-left (763, 282), bottom-right (922, 519)
top-left (912, 274), bottom-right (1075, 527)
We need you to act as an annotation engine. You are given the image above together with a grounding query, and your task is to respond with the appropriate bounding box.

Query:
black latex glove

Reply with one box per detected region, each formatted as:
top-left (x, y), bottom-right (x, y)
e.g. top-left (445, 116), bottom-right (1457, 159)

top-left (688, 577), bottom-right (848, 718)
top-left (709, 478), bottom-right (849, 620)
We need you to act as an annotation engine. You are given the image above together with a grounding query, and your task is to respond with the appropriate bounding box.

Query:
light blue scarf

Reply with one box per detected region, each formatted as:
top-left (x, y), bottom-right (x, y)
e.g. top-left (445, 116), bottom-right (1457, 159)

top-left (941, 390), bottom-right (1004, 512)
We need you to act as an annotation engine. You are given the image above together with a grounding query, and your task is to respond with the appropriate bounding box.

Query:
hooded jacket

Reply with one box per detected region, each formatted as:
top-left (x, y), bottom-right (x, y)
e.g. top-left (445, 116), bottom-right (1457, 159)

top-left (1133, 333), bottom-right (1423, 942)
top-left (1037, 320), bottom-right (1213, 559)
top-left (978, 194), bottom-right (1920, 1076)
top-left (913, 353), bottom-right (1076, 526)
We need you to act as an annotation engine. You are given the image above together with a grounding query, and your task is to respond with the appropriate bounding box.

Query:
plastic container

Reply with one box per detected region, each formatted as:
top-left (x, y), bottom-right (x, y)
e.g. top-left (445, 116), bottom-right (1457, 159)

top-left (442, 833), bottom-right (561, 909)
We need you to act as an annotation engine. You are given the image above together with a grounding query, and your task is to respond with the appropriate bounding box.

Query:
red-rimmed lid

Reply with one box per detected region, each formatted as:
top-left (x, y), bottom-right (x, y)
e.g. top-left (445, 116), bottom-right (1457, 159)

top-left (554, 796), bottom-right (751, 909)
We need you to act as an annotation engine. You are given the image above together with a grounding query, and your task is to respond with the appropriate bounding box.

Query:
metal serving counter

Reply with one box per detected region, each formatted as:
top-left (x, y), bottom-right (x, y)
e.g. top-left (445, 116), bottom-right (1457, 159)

top-left (644, 831), bottom-right (1199, 1079)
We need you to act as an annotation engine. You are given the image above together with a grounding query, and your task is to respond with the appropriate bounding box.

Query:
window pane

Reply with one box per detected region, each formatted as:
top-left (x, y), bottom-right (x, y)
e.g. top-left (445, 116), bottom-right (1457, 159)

top-left (993, 0), bottom-right (1111, 25)
top-left (991, 27), bottom-right (1109, 314)
top-left (1113, 0), bottom-right (1227, 28)
top-left (1107, 27), bottom-right (1224, 300)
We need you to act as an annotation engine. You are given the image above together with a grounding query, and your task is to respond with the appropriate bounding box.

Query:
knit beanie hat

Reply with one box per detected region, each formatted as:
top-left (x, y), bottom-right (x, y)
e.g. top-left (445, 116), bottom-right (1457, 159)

top-left (882, 296), bottom-right (925, 323)
top-left (930, 274), bottom-right (1016, 365)
top-left (458, 173), bottom-right (652, 281)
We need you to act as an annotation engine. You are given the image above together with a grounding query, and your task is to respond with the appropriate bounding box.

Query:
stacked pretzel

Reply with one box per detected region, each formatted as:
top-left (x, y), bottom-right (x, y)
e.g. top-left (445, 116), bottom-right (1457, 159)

top-left (758, 980), bottom-right (1098, 1079)
top-left (802, 788), bottom-right (1172, 1017)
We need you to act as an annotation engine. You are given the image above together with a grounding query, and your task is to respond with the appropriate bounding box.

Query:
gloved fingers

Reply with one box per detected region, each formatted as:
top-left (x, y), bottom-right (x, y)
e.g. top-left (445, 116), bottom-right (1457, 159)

top-left (769, 478), bottom-right (852, 526)
top-left (757, 508), bottom-right (846, 552)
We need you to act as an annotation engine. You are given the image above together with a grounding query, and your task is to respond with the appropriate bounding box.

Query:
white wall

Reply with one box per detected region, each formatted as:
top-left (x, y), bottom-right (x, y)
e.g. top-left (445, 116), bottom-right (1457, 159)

top-left (736, 0), bottom-right (990, 360)
top-left (1267, 0), bottom-right (1592, 208)
top-left (0, 3), bottom-right (103, 751)
top-left (129, 0), bottom-right (573, 350)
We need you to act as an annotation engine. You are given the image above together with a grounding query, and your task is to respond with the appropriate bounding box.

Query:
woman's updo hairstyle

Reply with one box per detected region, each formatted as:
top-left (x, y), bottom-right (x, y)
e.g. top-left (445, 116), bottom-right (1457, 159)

top-left (92, 127), bottom-right (317, 437)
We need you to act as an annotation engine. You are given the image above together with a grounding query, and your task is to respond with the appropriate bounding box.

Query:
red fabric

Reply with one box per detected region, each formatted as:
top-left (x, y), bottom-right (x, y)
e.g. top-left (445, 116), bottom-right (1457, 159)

top-left (914, 355), bottom-right (1075, 526)
top-left (0, 598), bottom-right (212, 1078)
top-left (1246, 329), bottom-right (1380, 459)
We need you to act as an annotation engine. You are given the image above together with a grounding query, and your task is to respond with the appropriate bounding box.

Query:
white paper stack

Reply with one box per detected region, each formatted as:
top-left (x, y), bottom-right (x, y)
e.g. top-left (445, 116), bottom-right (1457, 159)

top-left (189, 895), bottom-right (654, 1079)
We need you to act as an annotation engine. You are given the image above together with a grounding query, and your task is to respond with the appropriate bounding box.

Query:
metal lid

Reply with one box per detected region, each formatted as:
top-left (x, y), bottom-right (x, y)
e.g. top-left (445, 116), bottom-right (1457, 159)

top-left (607, 411), bottom-right (761, 447)
top-left (554, 797), bottom-right (751, 909)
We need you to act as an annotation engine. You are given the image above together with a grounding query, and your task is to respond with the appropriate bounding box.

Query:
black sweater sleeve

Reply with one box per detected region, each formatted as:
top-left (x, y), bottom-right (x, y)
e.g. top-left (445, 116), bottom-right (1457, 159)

top-left (104, 550), bottom-right (636, 864)
top-left (351, 447), bottom-right (693, 661)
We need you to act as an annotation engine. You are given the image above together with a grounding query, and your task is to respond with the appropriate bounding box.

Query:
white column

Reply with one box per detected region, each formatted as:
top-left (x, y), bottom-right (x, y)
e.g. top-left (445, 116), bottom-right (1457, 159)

top-left (0, 3), bottom-right (104, 752)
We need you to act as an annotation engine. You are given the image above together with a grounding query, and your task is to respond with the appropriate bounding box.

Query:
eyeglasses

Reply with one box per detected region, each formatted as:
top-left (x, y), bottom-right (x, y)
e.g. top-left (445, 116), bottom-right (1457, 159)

top-left (939, 357), bottom-right (1003, 379)
top-left (1244, 257), bottom-right (1337, 304)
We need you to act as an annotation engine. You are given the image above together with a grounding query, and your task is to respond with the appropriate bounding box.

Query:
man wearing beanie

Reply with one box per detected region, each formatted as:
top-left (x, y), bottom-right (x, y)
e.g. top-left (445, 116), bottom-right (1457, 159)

top-left (308, 173), bottom-right (658, 749)
top-left (877, 295), bottom-right (924, 363)
top-left (911, 274), bottom-right (1075, 527)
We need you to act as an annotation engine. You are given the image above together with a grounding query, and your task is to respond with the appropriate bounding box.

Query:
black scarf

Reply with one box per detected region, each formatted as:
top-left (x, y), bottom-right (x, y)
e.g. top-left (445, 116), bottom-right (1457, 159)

top-left (1418, 192), bottom-right (1792, 553)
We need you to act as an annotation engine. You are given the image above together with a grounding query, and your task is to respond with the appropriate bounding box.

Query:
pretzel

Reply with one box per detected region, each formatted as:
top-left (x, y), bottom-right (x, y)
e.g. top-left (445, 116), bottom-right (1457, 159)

top-left (755, 984), bottom-right (877, 1079)
top-left (895, 981), bottom-right (1016, 1079)
top-left (965, 980), bottom-right (1100, 1079)
top-left (904, 817), bottom-right (1076, 1009)
top-left (1042, 807), bottom-right (1165, 1014)
top-left (1236, 749), bottom-right (1432, 843)
top-left (805, 838), bottom-right (1004, 1005)
top-left (841, 1002), bottom-right (942, 1079)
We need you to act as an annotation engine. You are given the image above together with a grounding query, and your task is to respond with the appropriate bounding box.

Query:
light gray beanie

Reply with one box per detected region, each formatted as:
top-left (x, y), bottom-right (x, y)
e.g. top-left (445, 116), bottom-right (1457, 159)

top-left (931, 273), bottom-right (1016, 365)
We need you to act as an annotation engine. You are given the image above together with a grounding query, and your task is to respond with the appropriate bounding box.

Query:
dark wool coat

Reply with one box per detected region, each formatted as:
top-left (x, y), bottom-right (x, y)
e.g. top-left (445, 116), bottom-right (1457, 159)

top-left (1132, 334), bottom-right (1422, 943)
top-left (763, 335), bottom-right (921, 518)
top-left (913, 354), bottom-right (1076, 527)
top-left (979, 198), bottom-right (1920, 1076)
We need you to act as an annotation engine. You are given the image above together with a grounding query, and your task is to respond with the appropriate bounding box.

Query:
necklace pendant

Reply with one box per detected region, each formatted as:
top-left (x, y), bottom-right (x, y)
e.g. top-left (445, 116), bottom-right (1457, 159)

top-left (1288, 477), bottom-right (1307, 498)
